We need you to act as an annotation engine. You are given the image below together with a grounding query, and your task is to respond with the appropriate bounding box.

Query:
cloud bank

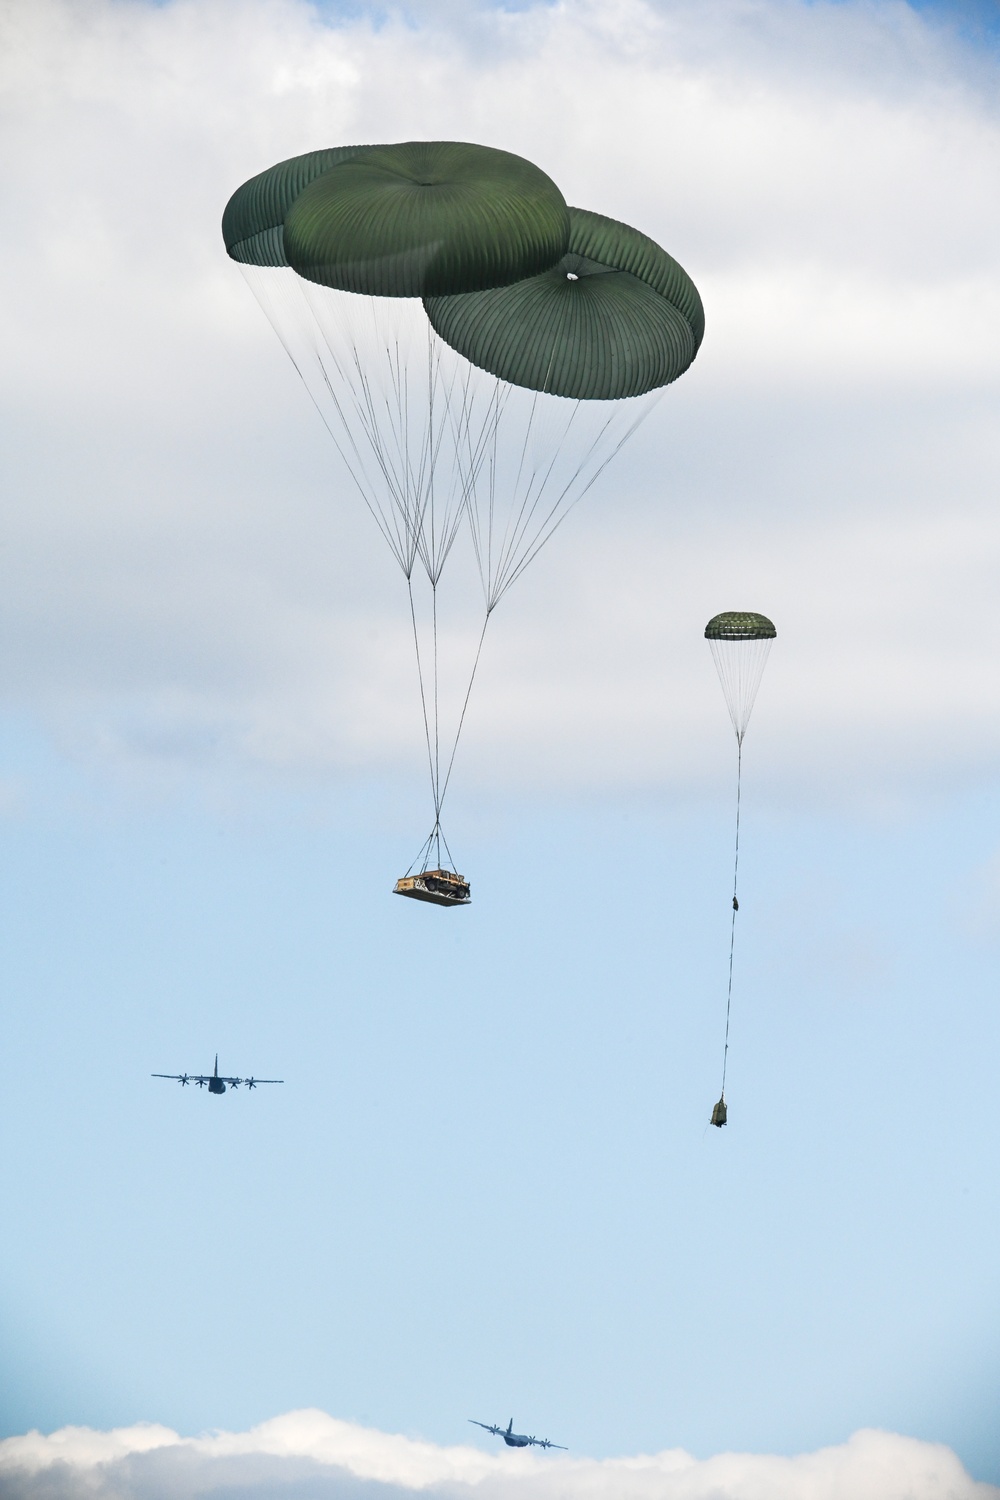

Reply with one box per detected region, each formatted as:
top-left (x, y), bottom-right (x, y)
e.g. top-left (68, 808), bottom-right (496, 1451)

top-left (3, 0), bottom-right (1000, 797)
top-left (1, 1412), bottom-right (996, 1500)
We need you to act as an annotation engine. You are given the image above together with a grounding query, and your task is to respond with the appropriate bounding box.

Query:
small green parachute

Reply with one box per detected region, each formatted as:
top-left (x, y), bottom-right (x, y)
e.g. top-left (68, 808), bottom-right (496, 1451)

top-left (705, 611), bottom-right (776, 745)
top-left (705, 610), bottom-right (776, 1125)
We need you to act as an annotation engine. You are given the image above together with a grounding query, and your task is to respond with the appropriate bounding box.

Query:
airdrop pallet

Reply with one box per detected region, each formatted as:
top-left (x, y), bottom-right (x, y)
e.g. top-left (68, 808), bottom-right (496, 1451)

top-left (393, 869), bottom-right (471, 907)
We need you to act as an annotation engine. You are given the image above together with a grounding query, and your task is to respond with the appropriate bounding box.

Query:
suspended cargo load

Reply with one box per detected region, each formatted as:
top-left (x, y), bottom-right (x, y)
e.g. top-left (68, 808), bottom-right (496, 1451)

top-left (393, 868), bottom-right (471, 907)
top-left (710, 1096), bottom-right (727, 1128)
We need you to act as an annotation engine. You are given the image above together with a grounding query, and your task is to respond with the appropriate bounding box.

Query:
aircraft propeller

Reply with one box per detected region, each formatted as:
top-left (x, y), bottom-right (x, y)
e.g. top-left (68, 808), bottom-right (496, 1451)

top-left (245, 1078), bottom-right (256, 1089)
top-left (178, 1074), bottom-right (189, 1086)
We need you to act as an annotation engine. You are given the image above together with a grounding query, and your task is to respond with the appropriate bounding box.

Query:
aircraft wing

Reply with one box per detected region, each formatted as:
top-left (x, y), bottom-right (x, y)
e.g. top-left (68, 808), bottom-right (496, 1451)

top-left (243, 1077), bottom-right (283, 1086)
top-left (151, 1073), bottom-right (205, 1085)
top-left (533, 1439), bottom-right (567, 1450)
top-left (468, 1421), bottom-right (501, 1436)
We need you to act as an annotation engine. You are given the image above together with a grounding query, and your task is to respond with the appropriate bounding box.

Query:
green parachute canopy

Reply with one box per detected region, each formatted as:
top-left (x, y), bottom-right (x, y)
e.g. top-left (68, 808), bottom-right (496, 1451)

top-left (705, 611), bottom-right (776, 745)
top-left (422, 207), bottom-right (704, 400)
top-left (277, 141), bottom-right (570, 297)
top-left (222, 146), bottom-right (370, 266)
top-left (704, 611), bottom-right (776, 642)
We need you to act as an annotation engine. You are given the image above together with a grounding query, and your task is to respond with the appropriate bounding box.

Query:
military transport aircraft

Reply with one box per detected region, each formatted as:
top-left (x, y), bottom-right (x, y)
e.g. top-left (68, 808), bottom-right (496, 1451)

top-left (469, 1419), bottom-right (566, 1450)
top-left (152, 1055), bottom-right (282, 1094)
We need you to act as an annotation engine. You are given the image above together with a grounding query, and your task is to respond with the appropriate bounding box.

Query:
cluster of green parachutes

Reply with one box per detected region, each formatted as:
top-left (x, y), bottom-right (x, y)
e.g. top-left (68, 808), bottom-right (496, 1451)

top-left (223, 140), bottom-right (704, 878)
top-left (223, 140), bottom-right (704, 400)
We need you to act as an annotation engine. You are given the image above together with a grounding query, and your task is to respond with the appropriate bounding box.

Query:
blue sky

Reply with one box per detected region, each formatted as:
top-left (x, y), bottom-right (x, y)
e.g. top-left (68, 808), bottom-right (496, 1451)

top-left (1, 0), bottom-right (1000, 1494)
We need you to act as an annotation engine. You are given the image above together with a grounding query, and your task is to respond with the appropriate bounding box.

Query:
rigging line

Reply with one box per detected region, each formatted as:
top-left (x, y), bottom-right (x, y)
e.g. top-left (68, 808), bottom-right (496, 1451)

top-left (312, 359), bottom-right (412, 567)
top-left (427, 328), bottom-right (439, 579)
top-left (405, 817), bottom-right (458, 876)
top-left (438, 359), bottom-right (500, 575)
top-left (408, 335), bottom-right (438, 576)
top-left (489, 396), bottom-right (546, 596)
top-left (491, 396), bottom-right (659, 607)
top-left (448, 378), bottom-right (488, 593)
top-left (432, 582), bottom-right (442, 819)
top-left (487, 416), bottom-right (499, 598)
top-left (495, 387), bottom-right (543, 568)
top-left (487, 398), bottom-right (501, 590)
top-left (312, 322), bottom-right (419, 571)
top-left (407, 575), bottom-right (437, 813)
top-left (488, 388), bottom-right (586, 587)
top-left (422, 340), bottom-right (470, 582)
top-left (378, 332), bottom-right (413, 525)
top-left (721, 737), bottom-right (743, 1099)
top-left (241, 274), bottom-right (408, 570)
top-left (499, 397), bottom-right (646, 591)
top-left (310, 356), bottom-right (414, 570)
top-left (439, 820), bottom-right (458, 872)
top-left (426, 334), bottom-right (443, 830)
top-left (409, 334), bottom-right (455, 587)
top-left (487, 323), bottom-right (586, 597)
top-left (435, 610), bottom-right (492, 815)
top-left (458, 381), bottom-right (507, 599)
top-left (334, 311), bottom-right (427, 570)
top-left (490, 402), bottom-right (623, 601)
top-left (403, 825), bottom-right (437, 879)
top-left (349, 343), bottom-right (419, 564)
top-left (309, 295), bottom-right (388, 459)
top-left (491, 423), bottom-right (582, 600)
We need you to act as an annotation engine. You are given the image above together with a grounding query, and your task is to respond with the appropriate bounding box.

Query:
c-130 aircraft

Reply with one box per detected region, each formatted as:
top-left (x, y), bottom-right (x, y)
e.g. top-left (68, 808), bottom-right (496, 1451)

top-left (152, 1054), bottom-right (282, 1094)
top-left (469, 1419), bottom-right (566, 1450)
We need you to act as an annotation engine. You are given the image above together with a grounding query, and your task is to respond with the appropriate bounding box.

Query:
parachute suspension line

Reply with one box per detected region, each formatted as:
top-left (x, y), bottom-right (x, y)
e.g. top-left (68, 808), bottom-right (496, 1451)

top-left (477, 389), bottom-right (662, 610)
top-left (406, 325), bottom-right (470, 874)
top-left (240, 269), bottom-right (414, 572)
top-left (432, 581), bottom-right (441, 854)
top-left (405, 574), bottom-right (466, 875)
top-left (407, 574), bottom-right (436, 820)
top-left (425, 332), bottom-right (444, 871)
top-left (436, 609), bottom-right (492, 813)
top-left (721, 736), bottom-right (743, 1101)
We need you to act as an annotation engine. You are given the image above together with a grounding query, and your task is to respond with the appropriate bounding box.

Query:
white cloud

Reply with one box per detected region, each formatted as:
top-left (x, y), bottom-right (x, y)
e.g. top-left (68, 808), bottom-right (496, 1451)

top-left (0, 1412), bottom-right (996, 1500)
top-left (2, 0), bottom-right (1000, 800)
